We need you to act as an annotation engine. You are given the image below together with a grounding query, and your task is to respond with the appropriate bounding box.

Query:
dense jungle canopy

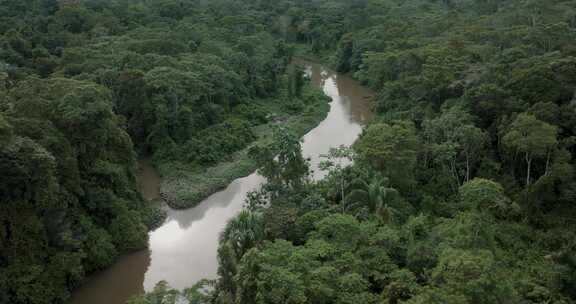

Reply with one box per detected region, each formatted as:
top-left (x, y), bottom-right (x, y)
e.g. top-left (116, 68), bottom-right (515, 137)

top-left (1, 0), bottom-right (576, 304)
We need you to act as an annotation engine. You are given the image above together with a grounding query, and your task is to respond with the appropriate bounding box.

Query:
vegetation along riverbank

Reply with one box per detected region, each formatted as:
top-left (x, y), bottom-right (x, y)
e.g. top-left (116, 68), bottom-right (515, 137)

top-left (135, 0), bottom-right (576, 303)
top-left (158, 84), bottom-right (329, 209)
top-left (0, 1), bottom-right (327, 303)
top-left (2, 0), bottom-right (576, 304)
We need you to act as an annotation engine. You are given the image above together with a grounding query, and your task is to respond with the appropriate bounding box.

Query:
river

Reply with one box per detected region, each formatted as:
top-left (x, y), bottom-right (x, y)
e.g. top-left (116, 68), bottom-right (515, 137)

top-left (69, 60), bottom-right (373, 304)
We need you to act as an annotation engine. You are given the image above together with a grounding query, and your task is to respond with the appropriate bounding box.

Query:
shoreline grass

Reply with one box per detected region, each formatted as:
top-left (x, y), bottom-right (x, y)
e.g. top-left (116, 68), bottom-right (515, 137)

top-left (156, 87), bottom-right (331, 209)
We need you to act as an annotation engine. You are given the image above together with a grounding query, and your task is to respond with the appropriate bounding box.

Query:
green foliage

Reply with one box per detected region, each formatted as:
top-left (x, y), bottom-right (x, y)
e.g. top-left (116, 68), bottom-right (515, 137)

top-left (250, 127), bottom-right (310, 194)
top-left (459, 178), bottom-right (517, 216)
top-left (109, 209), bottom-right (148, 252)
top-left (1, 0), bottom-right (334, 213)
top-left (126, 281), bottom-right (180, 304)
top-left (404, 287), bottom-right (469, 304)
top-left (0, 53), bottom-right (154, 304)
top-left (354, 121), bottom-right (419, 191)
top-left (80, 217), bottom-right (118, 273)
top-left (422, 106), bottom-right (488, 193)
top-left (209, 0), bottom-right (576, 303)
top-left (190, 120), bottom-right (256, 164)
top-left (4, 0), bottom-right (576, 304)
top-left (0, 9), bottom-right (333, 303)
top-left (431, 249), bottom-right (518, 303)
top-left (344, 174), bottom-right (405, 223)
top-left (256, 266), bottom-right (307, 304)
top-left (287, 64), bottom-right (306, 99)
top-left (312, 214), bottom-right (362, 251)
top-left (221, 209), bottom-right (265, 258)
top-left (503, 113), bottom-right (558, 187)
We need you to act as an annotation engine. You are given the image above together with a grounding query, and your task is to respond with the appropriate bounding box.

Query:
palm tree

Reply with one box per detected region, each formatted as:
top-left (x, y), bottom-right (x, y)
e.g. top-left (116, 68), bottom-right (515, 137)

top-left (344, 175), bottom-right (401, 224)
top-left (218, 209), bottom-right (265, 300)
top-left (220, 209), bottom-right (265, 258)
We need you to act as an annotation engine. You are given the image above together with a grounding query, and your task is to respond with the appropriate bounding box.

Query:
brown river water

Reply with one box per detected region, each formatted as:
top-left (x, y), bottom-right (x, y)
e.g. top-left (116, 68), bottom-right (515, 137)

top-left (69, 61), bottom-right (374, 304)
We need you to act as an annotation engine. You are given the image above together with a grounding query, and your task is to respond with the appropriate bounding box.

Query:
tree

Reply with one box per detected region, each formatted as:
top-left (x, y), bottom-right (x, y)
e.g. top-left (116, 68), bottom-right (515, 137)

top-left (127, 281), bottom-right (180, 304)
top-left (250, 127), bottom-right (310, 195)
top-left (503, 113), bottom-right (558, 187)
top-left (0, 73), bottom-right (153, 304)
top-left (335, 33), bottom-right (354, 73)
top-left (404, 287), bottom-right (469, 304)
top-left (144, 66), bottom-right (207, 145)
top-left (344, 175), bottom-right (402, 224)
top-left (256, 266), bottom-right (308, 304)
top-left (319, 145), bottom-right (354, 206)
top-left (221, 210), bottom-right (265, 258)
top-left (423, 106), bottom-right (488, 190)
top-left (287, 64), bottom-right (306, 98)
top-left (80, 217), bottom-right (118, 272)
top-left (459, 178), bottom-right (517, 217)
top-left (382, 269), bottom-right (418, 304)
top-left (108, 209), bottom-right (148, 252)
top-left (54, 4), bottom-right (94, 34)
top-left (354, 121), bottom-right (419, 191)
top-left (312, 214), bottom-right (362, 252)
top-left (431, 249), bottom-right (518, 304)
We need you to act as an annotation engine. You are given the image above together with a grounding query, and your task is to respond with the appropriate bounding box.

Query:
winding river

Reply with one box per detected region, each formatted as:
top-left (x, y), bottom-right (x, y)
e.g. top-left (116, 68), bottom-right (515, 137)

top-left (69, 61), bottom-right (373, 304)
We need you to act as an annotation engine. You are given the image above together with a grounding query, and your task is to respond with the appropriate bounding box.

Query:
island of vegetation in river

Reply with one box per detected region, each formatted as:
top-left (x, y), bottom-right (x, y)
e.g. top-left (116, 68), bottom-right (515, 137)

top-left (2, 0), bottom-right (576, 304)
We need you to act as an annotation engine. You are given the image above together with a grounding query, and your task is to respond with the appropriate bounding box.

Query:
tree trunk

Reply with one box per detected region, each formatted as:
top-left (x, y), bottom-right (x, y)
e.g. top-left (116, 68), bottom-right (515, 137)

top-left (526, 152), bottom-right (532, 187)
top-left (451, 157), bottom-right (461, 186)
top-left (443, 161), bottom-right (456, 193)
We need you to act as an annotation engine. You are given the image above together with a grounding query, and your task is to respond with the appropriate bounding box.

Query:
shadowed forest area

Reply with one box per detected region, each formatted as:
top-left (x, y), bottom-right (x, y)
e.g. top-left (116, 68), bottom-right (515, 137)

top-left (1, 0), bottom-right (576, 304)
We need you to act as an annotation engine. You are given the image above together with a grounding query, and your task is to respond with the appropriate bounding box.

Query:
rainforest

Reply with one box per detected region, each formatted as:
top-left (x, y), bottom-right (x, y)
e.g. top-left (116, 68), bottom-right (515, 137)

top-left (1, 0), bottom-right (576, 304)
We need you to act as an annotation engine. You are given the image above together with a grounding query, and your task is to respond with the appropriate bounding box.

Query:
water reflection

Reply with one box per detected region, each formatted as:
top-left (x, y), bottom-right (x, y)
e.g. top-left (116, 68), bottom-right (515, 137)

top-left (298, 60), bottom-right (373, 179)
top-left (166, 181), bottom-right (243, 230)
top-left (143, 173), bottom-right (265, 290)
top-left (336, 73), bottom-right (374, 123)
top-left (69, 61), bottom-right (373, 304)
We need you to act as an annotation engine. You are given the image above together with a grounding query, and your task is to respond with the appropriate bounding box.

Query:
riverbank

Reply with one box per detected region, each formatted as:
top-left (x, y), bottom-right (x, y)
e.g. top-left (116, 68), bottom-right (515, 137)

top-left (156, 85), bottom-right (331, 209)
top-left (69, 60), bottom-right (373, 304)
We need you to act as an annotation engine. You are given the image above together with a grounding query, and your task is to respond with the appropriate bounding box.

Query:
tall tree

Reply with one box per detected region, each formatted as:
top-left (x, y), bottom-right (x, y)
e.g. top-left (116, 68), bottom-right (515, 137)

top-left (345, 175), bottom-right (402, 224)
top-left (354, 121), bottom-right (419, 191)
top-left (250, 127), bottom-right (310, 194)
top-left (221, 209), bottom-right (265, 258)
top-left (423, 106), bottom-right (488, 190)
top-left (503, 113), bottom-right (558, 187)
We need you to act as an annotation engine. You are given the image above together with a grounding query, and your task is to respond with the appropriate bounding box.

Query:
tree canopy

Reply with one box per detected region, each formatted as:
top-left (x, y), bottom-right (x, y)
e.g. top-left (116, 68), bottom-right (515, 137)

top-left (2, 0), bottom-right (576, 304)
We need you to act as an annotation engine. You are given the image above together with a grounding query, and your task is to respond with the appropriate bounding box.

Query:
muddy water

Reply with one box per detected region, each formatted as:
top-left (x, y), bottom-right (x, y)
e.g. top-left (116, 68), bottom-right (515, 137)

top-left (300, 60), bottom-right (374, 179)
top-left (69, 61), bottom-right (373, 304)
